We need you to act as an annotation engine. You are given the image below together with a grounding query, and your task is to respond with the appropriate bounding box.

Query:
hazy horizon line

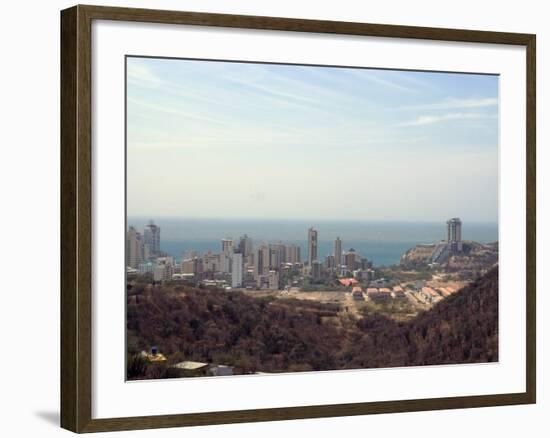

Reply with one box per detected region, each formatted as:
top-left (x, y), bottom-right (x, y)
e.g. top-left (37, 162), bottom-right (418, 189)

top-left (127, 215), bottom-right (498, 225)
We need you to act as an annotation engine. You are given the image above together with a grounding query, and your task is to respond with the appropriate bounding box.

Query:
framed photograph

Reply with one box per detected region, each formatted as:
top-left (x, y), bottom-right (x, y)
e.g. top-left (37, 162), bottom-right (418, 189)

top-left (60, 4), bottom-right (536, 433)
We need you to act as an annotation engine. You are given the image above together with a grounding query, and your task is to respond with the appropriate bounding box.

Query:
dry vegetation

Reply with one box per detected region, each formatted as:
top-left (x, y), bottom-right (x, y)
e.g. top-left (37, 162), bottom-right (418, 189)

top-left (127, 268), bottom-right (498, 379)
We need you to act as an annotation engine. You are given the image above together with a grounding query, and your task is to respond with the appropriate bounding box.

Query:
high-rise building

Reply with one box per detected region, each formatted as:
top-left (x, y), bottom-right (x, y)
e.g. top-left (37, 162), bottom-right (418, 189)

top-left (143, 220), bottom-right (160, 260)
top-left (238, 234), bottom-right (253, 257)
top-left (137, 261), bottom-right (154, 275)
top-left (268, 244), bottom-right (278, 270)
top-left (203, 251), bottom-right (220, 272)
top-left (243, 268), bottom-right (255, 286)
top-left (287, 244), bottom-right (301, 264)
top-left (324, 254), bottom-right (335, 270)
top-left (311, 260), bottom-right (323, 280)
top-left (153, 257), bottom-right (173, 282)
top-left (447, 218), bottom-right (463, 252)
top-left (181, 258), bottom-right (198, 275)
top-left (308, 227), bottom-right (318, 266)
top-left (359, 257), bottom-right (370, 270)
top-left (344, 248), bottom-right (358, 272)
top-left (221, 239), bottom-right (234, 254)
top-left (126, 226), bottom-right (144, 268)
top-left (268, 270), bottom-right (279, 290)
top-left (254, 244), bottom-right (269, 279)
top-left (269, 243), bottom-right (286, 270)
top-left (220, 239), bottom-right (234, 273)
top-left (220, 253), bottom-right (231, 274)
top-left (231, 253), bottom-right (243, 287)
top-left (334, 237), bottom-right (342, 266)
top-left (246, 252), bottom-right (255, 268)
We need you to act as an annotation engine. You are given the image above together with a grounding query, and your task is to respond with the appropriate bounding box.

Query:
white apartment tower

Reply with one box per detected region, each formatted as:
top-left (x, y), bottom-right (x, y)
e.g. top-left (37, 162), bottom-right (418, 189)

top-left (153, 257), bottom-right (173, 282)
top-left (268, 270), bottom-right (279, 290)
top-left (231, 253), bottom-right (243, 287)
top-left (220, 239), bottom-right (234, 273)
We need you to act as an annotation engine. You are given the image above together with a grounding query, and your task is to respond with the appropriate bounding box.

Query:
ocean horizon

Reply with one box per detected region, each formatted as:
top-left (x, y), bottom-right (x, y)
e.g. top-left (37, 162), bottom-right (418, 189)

top-left (128, 217), bottom-right (498, 267)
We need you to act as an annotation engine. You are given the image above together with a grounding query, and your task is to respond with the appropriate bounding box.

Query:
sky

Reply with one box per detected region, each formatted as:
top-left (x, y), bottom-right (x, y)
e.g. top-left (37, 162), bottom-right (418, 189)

top-left (127, 57), bottom-right (499, 223)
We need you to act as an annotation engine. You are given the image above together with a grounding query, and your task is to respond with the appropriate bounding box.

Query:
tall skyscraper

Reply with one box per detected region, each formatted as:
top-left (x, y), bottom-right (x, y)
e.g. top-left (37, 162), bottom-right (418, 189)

top-left (344, 248), bottom-right (358, 272)
top-left (324, 254), bottom-right (335, 270)
top-left (254, 244), bottom-right (269, 279)
top-left (308, 227), bottom-right (318, 266)
top-left (287, 244), bottom-right (301, 264)
top-left (231, 253), bottom-right (243, 287)
top-left (143, 220), bottom-right (160, 260)
top-left (126, 226), bottom-right (144, 268)
top-left (238, 234), bottom-right (253, 257)
top-left (220, 239), bottom-right (234, 273)
top-left (334, 237), bottom-right (342, 266)
top-left (268, 243), bottom-right (286, 270)
top-left (447, 218), bottom-right (463, 252)
top-left (269, 244), bottom-right (280, 270)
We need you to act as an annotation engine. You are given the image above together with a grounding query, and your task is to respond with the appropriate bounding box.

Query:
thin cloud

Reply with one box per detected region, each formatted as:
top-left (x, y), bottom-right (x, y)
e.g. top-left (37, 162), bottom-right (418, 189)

top-left (344, 69), bottom-right (419, 94)
top-left (127, 97), bottom-right (230, 125)
top-left (390, 70), bottom-right (437, 90)
top-left (220, 66), bottom-right (349, 115)
top-left (127, 62), bottom-right (162, 88)
top-left (225, 73), bottom-right (321, 107)
top-left (403, 97), bottom-right (498, 111)
top-left (399, 112), bottom-right (490, 127)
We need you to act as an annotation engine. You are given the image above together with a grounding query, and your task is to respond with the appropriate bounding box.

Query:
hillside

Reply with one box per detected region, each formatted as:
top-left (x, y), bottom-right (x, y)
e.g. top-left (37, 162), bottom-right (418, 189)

top-left (344, 267), bottom-right (498, 368)
top-left (400, 240), bottom-right (498, 275)
top-left (127, 268), bottom-right (498, 379)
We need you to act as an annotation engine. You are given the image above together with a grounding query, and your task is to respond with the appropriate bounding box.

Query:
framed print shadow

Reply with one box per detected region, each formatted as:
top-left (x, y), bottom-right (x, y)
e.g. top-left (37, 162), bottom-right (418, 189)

top-left (60, 4), bottom-right (536, 433)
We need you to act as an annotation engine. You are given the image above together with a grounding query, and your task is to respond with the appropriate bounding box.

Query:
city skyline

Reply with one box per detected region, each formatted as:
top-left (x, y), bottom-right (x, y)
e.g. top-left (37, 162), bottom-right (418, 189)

top-left (127, 219), bottom-right (470, 262)
top-left (126, 216), bottom-right (480, 292)
top-left (127, 57), bottom-right (499, 223)
top-left (127, 221), bottom-right (376, 289)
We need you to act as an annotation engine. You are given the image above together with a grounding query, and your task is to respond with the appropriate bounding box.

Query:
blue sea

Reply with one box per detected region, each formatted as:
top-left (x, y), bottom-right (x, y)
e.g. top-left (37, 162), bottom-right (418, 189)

top-left (128, 217), bottom-right (498, 267)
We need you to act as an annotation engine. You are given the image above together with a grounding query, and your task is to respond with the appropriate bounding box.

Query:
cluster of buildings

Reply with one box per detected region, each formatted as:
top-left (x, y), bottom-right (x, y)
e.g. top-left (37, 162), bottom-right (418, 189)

top-left (414, 284), bottom-right (460, 304)
top-left (364, 285), bottom-right (406, 302)
top-left (126, 220), bottom-right (181, 283)
top-left (307, 228), bottom-right (373, 282)
top-left (126, 222), bottom-right (374, 291)
top-left (126, 220), bottom-right (168, 281)
top-left (126, 219), bottom-right (470, 313)
top-left (340, 278), bottom-right (404, 302)
top-left (345, 279), bottom-right (460, 305)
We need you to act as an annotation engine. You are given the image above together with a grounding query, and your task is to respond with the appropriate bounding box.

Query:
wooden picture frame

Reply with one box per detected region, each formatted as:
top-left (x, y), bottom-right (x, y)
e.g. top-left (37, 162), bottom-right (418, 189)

top-left (61, 4), bottom-right (536, 433)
